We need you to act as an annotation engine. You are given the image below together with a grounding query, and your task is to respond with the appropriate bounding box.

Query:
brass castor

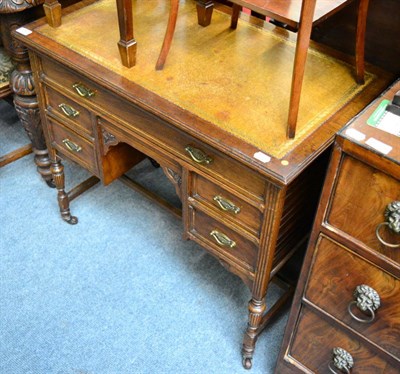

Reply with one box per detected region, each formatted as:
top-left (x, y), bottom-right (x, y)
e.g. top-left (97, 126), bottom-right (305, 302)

top-left (242, 357), bottom-right (252, 370)
top-left (62, 214), bottom-right (78, 225)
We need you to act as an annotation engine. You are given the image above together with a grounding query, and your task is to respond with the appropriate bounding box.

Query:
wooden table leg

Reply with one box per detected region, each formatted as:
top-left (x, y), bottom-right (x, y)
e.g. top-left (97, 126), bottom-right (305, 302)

top-left (43, 0), bottom-right (62, 27)
top-left (116, 0), bottom-right (137, 68)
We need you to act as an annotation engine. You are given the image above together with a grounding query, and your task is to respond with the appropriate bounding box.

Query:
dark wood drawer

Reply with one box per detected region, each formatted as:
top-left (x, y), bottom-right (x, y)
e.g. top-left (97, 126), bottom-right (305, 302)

top-left (326, 155), bottom-right (400, 264)
top-left (304, 234), bottom-right (400, 359)
top-left (188, 206), bottom-right (258, 273)
top-left (48, 118), bottom-right (98, 175)
top-left (44, 85), bottom-right (93, 138)
top-left (190, 173), bottom-right (263, 237)
top-left (287, 308), bottom-right (399, 373)
top-left (40, 58), bottom-right (266, 202)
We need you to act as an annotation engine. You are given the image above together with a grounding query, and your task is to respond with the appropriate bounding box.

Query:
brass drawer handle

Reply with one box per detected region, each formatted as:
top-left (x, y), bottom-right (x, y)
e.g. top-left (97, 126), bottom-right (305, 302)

top-left (58, 103), bottom-right (80, 118)
top-left (375, 201), bottom-right (400, 248)
top-left (72, 82), bottom-right (96, 98)
top-left (185, 145), bottom-right (213, 165)
top-left (347, 284), bottom-right (380, 323)
top-left (62, 138), bottom-right (82, 153)
top-left (213, 195), bottom-right (240, 214)
top-left (329, 347), bottom-right (354, 374)
top-left (210, 230), bottom-right (236, 248)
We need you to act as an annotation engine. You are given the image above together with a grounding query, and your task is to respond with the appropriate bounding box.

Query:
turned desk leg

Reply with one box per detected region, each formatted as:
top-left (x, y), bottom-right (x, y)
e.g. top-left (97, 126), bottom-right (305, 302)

top-left (241, 184), bottom-right (286, 369)
top-left (51, 159), bottom-right (78, 225)
top-left (196, 0), bottom-right (213, 27)
top-left (116, 0), bottom-right (137, 68)
top-left (43, 0), bottom-right (62, 27)
top-left (5, 15), bottom-right (53, 186)
top-left (242, 298), bottom-right (266, 369)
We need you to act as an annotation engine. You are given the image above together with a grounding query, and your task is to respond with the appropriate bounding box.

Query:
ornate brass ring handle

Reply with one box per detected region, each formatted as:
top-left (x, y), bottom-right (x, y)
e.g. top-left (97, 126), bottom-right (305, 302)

top-left (72, 82), bottom-right (96, 98)
top-left (375, 201), bottom-right (400, 248)
top-left (62, 138), bottom-right (82, 153)
top-left (213, 195), bottom-right (240, 214)
top-left (347, 284), bottom-right (380, 323)
top-left (328, 347), bottom-right (354, 374)
top-left (185, 145), bottom-right (213, 164)
top-left (58, 103), bottom-right (80, 118)
top-left (210, 230), bottom-right (236, 248)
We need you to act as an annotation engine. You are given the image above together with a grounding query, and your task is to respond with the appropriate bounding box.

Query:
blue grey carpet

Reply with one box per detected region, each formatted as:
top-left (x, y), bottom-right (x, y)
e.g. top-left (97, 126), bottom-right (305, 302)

top-left (0, 99), bottom-right (288, 373)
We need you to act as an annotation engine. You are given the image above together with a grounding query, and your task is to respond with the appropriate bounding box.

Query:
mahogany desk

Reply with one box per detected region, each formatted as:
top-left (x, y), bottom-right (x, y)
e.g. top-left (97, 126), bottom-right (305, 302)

top-left (13, 0), bottom-right (394, 369)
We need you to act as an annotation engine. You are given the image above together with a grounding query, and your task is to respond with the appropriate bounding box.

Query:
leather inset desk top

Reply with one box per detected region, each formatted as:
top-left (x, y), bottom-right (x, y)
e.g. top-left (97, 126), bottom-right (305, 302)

top-left (35, 0), bottom-right (376, 159)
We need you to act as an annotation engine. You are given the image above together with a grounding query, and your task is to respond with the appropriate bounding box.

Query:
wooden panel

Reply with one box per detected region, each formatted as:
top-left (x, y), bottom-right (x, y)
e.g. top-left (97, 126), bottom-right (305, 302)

top-left (305, 234), bottom-right (400, 358)
top-left (44, 85), bottom-right (93, 137)
top-left (49, 118), bottom-right (98, 175)
top-left (326, 155), bottom-right (400, 263)
top-left (288, 308), bottom-right (399, 373)
top-left (190, 173), bottom-right (263, 237)
top-left (188, 205), bottom-right (258, 272)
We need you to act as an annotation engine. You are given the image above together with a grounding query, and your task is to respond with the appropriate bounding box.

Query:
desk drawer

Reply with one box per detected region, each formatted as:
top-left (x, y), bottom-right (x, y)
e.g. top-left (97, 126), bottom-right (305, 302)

top-left (326, 155), bottom-right (399, 264)
top-left (304, 234), bottom-right (400, 359)
top-left (288, 308), bottom-right (398, 373)
top-left (44, 85), bottom-right (93, 137)
top-left (48, 118), bottom-right (98, 174)
top-left (190, 173), bottom-right (262, 237)
top-left (40, 58), bottom-right (265, 202)
top-left (188, 206), bottom-right (258, 272)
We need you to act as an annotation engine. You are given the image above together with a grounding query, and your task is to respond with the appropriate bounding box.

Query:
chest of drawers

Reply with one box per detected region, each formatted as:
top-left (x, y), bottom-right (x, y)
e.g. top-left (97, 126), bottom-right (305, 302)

top-left (275, 80), bottom-right (400, 373)
top-left (14, 1), bottom-right (394, 368)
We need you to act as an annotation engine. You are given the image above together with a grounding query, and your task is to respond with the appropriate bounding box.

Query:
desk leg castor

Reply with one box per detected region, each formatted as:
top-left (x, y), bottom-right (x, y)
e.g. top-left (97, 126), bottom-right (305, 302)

top-left (242, 357), bottom-right (252, 370)
top-left (51, 159), bottom-right (78, 225)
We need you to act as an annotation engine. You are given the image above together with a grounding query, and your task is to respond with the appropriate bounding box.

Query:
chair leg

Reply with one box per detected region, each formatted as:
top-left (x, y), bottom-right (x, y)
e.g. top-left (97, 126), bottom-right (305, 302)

top-left (116, 0), bottom-right (137, 68)
top-left (287, 0), bottom-right (317, 139)
top-left (156, 0), bottom-right (180, 70)
top-left (196, 1), bottom-right (214, 27)
top-left (230, 4), bottom-right (241, 30)
top-left (43, 0), bottom-right (62, 27)
top-left (355, 0), bottom-right (369, 84)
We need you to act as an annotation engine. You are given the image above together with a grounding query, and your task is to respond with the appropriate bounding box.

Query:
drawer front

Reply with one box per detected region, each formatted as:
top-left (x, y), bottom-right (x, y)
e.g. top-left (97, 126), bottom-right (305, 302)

top-left (49, 118), bottom-right (97, 174)
top-left (191, 174), bottom-right (263, 237)
top-left (304, 234), bottom-right (400, 358)
top-left (40, 58), bottom-right (265, 201)
top-left (188, 206), bottom-right (258, 272)
top-left (288, 308), bottom-right (399, 373)
top-left (44, 86), bottom-right (93, 137)
top-left (326, 155), bottom-right (400, 263)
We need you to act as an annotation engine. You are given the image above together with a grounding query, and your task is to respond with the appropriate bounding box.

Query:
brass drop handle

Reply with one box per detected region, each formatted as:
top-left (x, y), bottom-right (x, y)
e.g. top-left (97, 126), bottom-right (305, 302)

top-left (210, 230), bottom-right (236, 248)
top-left (72, 82), bottom-right (96, 98)
top-left (347, 284), bottom-right (380, 323)
top-left (213, 195), bottom-right (240, 214)
top-left (375, 201), bottom-right (400, 248)
top-left (329, 347), bottom-right (354, 374)
top-left (58, 103), bottom-right (80, 118)
top-left (62, 138), bottom-right (82, 153)
top-left (185, 145), bottom-right (213, 165)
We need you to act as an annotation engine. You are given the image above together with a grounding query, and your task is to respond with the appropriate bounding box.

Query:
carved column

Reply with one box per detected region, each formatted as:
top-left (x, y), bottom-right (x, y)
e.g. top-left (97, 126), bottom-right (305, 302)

top-left (0, 0), bottom-right (53, 185)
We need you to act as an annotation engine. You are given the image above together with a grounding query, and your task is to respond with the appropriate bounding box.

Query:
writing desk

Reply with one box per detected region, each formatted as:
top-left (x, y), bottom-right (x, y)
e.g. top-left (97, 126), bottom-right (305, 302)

top-left (14, 0), bottom-right (393, 368)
